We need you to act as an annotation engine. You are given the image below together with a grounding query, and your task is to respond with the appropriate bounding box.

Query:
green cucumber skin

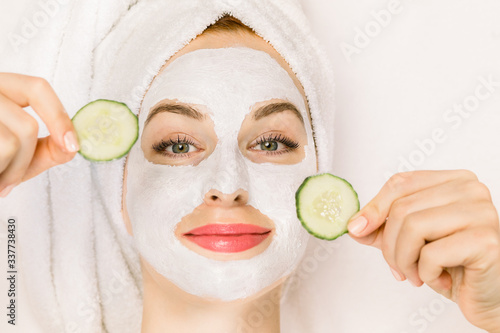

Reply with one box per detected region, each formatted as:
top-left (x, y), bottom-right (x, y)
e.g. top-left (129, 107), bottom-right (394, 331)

top-left (72, 99), bottom-right (139, 162)
top-left (295, 173), bottom-right (360, 241)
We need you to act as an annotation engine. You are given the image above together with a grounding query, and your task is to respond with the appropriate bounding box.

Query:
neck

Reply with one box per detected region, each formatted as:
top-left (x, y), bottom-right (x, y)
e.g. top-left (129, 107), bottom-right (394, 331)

top-left (140, 260), bottom-right (282, 333)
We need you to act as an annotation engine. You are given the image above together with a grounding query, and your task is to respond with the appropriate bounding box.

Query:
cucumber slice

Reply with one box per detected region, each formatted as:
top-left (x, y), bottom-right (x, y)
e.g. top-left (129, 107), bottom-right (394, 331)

top-left (72, 99), bottom-right (138, 162)
top-left (296, 173), bottom-right (360, 240)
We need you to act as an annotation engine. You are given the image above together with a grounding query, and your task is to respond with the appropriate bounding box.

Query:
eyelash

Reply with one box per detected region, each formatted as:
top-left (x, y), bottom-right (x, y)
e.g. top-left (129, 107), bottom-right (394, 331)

top-left (152, 135), bottom-right (200, 158)
top-left (253, 133), bottom-right (300, 155)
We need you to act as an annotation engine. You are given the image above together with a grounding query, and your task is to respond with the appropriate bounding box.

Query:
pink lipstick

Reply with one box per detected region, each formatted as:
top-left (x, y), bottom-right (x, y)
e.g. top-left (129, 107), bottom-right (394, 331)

top-left (183, 223), bottom-right (272, 253)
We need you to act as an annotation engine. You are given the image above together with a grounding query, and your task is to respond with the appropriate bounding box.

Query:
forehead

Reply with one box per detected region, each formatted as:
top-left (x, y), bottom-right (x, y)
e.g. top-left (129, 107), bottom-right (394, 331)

top-left (139, 47), bottom-right (307, 136)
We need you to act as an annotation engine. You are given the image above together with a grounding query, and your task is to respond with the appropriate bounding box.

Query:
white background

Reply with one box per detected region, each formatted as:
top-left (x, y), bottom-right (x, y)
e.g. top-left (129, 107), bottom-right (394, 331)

top-left (1, 0), bottom-right (499, 332)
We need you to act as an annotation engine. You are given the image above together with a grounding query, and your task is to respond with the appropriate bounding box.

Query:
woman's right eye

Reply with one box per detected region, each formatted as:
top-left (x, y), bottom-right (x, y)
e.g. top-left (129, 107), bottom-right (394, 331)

top-left (152, 135), bottom-right (201, 157)
top-left (167, 142), bottom-right (198, 154)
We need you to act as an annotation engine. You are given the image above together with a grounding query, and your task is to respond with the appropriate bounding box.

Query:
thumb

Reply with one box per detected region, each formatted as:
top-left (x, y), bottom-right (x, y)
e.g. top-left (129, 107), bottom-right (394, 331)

top-left (347, 207), bottom-right (385, 248)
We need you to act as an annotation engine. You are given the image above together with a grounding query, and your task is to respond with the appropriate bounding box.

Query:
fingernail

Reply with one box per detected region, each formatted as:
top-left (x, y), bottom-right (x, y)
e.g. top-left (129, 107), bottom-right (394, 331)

top-left (0, 185), bottom-right (15, 198)
top-left (348, 216), bottom-right (368, 235)
top-left (64, 131), bottom-right (80, 153)
top-left (390, 267), bottom-right (405, 282)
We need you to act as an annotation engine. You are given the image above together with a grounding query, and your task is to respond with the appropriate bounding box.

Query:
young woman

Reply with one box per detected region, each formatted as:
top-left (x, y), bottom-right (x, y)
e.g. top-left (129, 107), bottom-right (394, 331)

top-left (0, 8), bottom-right (499, 333)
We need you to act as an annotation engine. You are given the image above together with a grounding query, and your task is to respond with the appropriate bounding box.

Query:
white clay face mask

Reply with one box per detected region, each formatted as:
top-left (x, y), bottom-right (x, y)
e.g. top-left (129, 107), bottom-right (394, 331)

top-left (126, 47), bottom-right (317, 301)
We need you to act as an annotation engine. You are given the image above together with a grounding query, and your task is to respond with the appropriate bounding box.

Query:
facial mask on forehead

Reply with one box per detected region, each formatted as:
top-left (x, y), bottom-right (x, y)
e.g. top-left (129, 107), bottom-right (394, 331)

top-left (126, 47), bottom-right (317, 301)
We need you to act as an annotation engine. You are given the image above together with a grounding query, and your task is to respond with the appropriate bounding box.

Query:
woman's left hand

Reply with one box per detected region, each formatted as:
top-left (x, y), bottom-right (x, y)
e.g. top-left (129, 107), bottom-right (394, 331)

top-left (347, 170), bottom-right (500, 332)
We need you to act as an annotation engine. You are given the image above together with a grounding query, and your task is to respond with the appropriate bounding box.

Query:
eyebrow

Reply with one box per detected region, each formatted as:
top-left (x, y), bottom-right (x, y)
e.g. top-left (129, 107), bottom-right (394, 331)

top-left (145, 102), bottom-right (204, 126)
top-left (144, 101), bottom-right (304, 126)
top-left (253, 102), bottom-right (304, 124)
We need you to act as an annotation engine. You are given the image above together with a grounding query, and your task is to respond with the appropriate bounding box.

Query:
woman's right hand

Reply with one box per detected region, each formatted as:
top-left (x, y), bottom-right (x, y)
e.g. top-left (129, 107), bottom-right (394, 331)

top-left (0, 73), bottom-right (79, 198)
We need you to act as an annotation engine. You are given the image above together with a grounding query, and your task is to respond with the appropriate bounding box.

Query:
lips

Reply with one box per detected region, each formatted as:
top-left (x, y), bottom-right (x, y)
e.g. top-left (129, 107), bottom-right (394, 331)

top-left (182, 223), bottom-right (272, 253)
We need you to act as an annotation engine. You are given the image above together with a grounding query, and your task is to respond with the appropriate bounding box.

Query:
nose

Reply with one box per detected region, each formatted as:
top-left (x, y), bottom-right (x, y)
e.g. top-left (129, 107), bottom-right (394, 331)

top-left (203, 188), bottom-right (249, 207)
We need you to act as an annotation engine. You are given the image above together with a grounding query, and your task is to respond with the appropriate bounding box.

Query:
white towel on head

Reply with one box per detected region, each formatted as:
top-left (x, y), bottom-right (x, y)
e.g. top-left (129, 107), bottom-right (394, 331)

top-left (0, 0), bottom-right (336, 332)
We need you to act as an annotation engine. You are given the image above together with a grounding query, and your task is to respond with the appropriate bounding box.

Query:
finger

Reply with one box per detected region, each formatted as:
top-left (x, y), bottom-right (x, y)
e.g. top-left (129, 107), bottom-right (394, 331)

top-left (347, 170), bottom-right (478, 238)
top-left (0, 121), bottom-right (19, 175)
top-left (349, 223), bottom-right (385, 248)
top-left (0, 93), bottom-right (38, 190)
top-left (0, 73), bottom-right (79, 154)
top-left (394, 201), bottom-right (496, 286)
top-left (381, 178), bottom-right (489, 279)
top-left (21, 136), bottom-right (73, 182)
top-left (418, 227), bottom-right (500, 298)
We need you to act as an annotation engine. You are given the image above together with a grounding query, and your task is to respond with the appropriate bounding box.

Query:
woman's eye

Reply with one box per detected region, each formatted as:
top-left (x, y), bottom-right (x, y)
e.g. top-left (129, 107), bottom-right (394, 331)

top-left (250, 134), bottom-right (300, 155)
top-left (151, 136), bottom-right (201, 157)
top-left (259, 141), bottom-right (279, 151)
top-left (168, 143), bottom-right (198, 154)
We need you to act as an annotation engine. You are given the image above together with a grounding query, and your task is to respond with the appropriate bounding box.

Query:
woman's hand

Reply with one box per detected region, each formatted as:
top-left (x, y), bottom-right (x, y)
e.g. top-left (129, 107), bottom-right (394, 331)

top-left (0, 73), bottom-right (79, 197)
top-left (347, 170), bottom-right (500, 332)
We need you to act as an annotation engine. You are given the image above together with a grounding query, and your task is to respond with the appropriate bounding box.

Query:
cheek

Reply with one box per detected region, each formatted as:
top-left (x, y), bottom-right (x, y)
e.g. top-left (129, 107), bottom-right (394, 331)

top-left (246, 149), bottom-right (306, 165)
top-left (244, 146), bottom-right (317, 224)
top-left (121, 161), bottom-right (134, 236)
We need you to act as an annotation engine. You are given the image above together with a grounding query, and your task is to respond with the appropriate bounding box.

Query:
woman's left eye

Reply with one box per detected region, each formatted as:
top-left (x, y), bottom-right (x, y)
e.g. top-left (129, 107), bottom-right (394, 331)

top-left (257, 141), bottom-right (281, 151)
top-left (250, 134), bottom-right (299, 154)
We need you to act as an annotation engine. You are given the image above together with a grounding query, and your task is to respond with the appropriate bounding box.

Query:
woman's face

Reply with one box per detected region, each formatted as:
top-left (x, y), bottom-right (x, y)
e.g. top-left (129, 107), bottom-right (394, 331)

top-left (122, 32), bottom-right (317, 301)
top-left (142, 96), bottom-right (309, 260)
